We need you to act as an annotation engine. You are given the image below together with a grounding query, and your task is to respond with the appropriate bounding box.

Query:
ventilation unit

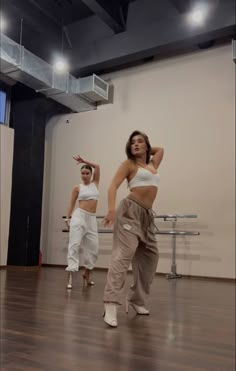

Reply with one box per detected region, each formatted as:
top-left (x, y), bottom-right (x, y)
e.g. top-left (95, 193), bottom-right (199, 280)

top-left (77, 74), bottom-right (109, 101)
top-left (0, 32), bottom-right (110, 112)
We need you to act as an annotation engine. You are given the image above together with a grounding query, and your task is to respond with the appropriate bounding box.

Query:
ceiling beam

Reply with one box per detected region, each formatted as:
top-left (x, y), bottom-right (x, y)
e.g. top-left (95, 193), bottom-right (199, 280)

top-left (27, 0), bottom-right (61, 26)
top-left (6, 0), bottom-right (69, 46)
top-left (68, 0), bottom-right (235, 76)
top-left (169, 0), bottom-right (191, 13)
top-left (80, 0), bottom-right (127, 33)
top-left (27, 0), bottom-right (73, 48)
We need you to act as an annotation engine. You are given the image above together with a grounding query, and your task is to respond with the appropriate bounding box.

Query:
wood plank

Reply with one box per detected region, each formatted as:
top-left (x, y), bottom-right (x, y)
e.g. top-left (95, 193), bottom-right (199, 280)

top-left (0, 268), bottom-right (235, 371)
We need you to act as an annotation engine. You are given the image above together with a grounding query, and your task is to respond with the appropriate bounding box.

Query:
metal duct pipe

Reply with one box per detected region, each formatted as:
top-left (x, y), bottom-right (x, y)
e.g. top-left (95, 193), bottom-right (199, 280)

top-left (0, 32), bottom-right (109, 112)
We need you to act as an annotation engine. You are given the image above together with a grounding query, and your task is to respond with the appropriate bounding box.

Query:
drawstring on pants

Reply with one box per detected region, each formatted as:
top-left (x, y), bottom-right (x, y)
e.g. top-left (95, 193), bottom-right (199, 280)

top-left (127, 195), bottom-right (159, 240)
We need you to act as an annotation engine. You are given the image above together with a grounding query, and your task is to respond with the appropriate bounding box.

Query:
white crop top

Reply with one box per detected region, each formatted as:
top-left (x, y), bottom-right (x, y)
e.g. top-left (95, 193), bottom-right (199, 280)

top-left (78, 183), bottom-right (99, 201)
top-left (128, 167), bottom-right (160, 189)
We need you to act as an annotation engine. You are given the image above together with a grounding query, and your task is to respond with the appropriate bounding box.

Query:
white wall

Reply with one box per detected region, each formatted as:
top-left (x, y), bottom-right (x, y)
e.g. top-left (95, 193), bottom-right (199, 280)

top-left (0, 125), bottom-right (14, 266)
top-left (41, 44), bottom-right (235, 278)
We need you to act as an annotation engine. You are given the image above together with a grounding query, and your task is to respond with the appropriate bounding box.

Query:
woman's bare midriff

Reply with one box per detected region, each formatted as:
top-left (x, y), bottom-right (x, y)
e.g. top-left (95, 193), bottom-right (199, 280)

top-left (78, 200), bottom-right (98, 214)
top-left (129, 186), bottom-right (158, 209)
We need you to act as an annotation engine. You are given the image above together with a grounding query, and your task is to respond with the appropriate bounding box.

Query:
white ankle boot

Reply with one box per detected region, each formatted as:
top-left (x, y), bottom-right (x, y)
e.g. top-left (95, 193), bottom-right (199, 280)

top-left (103, 303), bottom-right (118, 327)
top-left (126, 300), bottom-right (150, 315)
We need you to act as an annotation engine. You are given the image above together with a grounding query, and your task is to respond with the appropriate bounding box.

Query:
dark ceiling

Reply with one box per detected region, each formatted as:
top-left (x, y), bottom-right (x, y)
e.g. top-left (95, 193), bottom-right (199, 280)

top-left (1, 0), bottom-right (235, 77)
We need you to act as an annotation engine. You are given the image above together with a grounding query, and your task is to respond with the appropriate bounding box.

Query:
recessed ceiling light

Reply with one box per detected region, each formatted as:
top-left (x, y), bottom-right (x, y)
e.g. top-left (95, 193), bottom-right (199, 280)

top-left (54, 59), bottom-right (68, 72)
top-left (0, 14), bottom-right (7, 32)
top-left (191, 9), bottom-right (204, 24)
top-left (187, 4), bottom-right (208, 26)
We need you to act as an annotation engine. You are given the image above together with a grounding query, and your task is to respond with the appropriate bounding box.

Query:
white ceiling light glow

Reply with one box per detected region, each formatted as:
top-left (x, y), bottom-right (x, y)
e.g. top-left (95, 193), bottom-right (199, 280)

top-left (53, 59), bottom-right (68, 73)
top-left (187, 4), bottom-right (208, 26)
top-left (191, 9), bottom-right (204, 24)
top-left (0, 14), bottom-right (7, 32)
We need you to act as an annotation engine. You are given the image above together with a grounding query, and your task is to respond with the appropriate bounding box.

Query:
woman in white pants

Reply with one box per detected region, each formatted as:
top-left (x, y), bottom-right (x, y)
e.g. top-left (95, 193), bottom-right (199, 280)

top-left (65, 155), bottom-right (100, 289)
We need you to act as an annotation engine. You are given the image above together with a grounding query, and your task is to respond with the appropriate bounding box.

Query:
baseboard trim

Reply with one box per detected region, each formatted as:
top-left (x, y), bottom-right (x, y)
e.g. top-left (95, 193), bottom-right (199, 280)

top-left (3, 265), bottom-right (39, 271)
top-left (41, 264), bottom-right (235, 282)
top-left (1, 264), bottom-right (234, 282)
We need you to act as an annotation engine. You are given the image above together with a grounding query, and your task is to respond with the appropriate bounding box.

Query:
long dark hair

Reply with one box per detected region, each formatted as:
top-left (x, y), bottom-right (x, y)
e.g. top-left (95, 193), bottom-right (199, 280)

top-left (125, 130), bottom-right (151, 164)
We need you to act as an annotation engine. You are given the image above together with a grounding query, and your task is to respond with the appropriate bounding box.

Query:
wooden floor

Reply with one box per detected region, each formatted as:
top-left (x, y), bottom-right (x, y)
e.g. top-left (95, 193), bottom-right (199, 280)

top-left (0, 268), bottom-right (235, 371)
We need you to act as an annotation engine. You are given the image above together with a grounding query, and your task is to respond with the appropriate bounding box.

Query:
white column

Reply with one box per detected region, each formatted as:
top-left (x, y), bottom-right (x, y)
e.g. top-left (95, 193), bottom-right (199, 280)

top-left (0, 125), bottom-right (14, 266)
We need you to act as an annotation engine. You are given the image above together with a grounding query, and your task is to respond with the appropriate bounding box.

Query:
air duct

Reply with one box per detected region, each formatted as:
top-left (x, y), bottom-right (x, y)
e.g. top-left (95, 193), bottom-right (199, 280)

top-left (232, 39), bottom-right (236, 64)
top-left (0, 32), bottom-right (110, 112)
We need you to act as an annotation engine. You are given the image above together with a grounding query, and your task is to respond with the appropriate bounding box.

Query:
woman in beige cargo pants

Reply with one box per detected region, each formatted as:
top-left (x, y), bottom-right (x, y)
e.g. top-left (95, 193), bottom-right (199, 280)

top-left (103, 130), bottom-right (164, 327)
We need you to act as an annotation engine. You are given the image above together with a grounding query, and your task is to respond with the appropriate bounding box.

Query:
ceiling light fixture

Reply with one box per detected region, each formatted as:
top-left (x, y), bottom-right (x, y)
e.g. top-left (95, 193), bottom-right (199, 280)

top-left (187, 4), bottom-right (208, 26)
top-left (0, 14), bottom-right (7, 32)
top-left (191, 9), bottom-right (204, 24)
top-left (53, 59), bottom-right (68, 73)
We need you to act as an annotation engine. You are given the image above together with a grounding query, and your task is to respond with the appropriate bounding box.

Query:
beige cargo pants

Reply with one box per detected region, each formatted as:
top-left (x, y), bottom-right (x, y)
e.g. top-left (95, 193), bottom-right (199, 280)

top-left (104, 196), bottom-right (159, 306)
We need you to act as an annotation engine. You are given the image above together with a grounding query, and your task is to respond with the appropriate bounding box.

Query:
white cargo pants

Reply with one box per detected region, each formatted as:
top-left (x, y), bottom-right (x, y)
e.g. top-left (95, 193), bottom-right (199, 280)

top-left (65, 208), bottom-right (99, 272)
